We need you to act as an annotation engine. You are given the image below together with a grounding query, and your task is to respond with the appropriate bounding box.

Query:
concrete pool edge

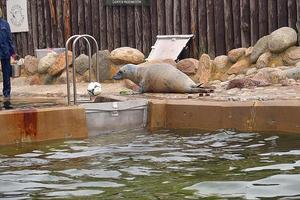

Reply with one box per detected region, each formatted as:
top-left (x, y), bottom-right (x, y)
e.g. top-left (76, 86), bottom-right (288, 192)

top-left (0, 106), bottom-right (88, 146)
top-left (147, 99), bottom-right (300, 134)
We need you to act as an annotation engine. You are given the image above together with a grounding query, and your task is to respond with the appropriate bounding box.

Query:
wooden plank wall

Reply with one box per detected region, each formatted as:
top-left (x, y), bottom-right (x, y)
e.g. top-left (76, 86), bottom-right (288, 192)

top-left (1, 0), bottom-right (300, 58)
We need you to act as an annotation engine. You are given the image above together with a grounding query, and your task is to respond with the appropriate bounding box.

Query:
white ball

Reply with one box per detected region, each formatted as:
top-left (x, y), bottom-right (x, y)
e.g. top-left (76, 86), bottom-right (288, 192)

top-left (87, 82), bottom-right (102, 96)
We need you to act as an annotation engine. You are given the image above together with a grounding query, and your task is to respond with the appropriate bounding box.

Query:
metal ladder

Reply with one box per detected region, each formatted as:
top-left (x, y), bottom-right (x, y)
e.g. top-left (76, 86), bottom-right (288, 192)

top-left (65, 35), bottom-right (100, 105)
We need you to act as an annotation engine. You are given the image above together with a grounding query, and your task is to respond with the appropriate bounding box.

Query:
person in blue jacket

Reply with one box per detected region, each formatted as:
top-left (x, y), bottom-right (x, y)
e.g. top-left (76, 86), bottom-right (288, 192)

top-left (0, 8), bottom-right (16, 107)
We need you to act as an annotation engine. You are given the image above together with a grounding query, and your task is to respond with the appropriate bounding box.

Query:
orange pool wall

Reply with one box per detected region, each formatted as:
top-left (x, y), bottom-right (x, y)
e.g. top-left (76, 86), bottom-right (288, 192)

top-left (0, 106), bottom-right (88, 146)
top-left (148, 99), bottom-right (300, 134)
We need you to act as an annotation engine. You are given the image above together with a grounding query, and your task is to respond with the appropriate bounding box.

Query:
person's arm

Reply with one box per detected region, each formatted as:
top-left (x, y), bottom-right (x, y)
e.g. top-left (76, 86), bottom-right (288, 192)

top-left (6, 22), bottom-right (15, 57)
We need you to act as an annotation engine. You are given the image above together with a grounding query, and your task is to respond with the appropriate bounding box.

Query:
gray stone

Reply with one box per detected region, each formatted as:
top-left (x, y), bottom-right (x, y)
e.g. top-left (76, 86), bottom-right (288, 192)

top-left (75, 54), bottom-right (90, 75)
top-left (268, 27), bottom-right (297, 53)
top-left (110, 47), bottom-right (145, 64)
top-left (250, 35), bottom-right (270, 63)
top-left (213, 55), bottom-right (230, 72)
top-left (282, 46), bottom-right (300, 66)
top-left (92, 50), bottom-right (111, 82)
top-left (246, 67), bottom-right (257, 76)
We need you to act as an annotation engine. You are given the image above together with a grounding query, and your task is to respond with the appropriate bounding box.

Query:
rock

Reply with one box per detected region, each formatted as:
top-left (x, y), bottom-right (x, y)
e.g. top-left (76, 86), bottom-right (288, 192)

top-left (268, 27), bottom-right (297, 53)
top-left (44, 74), bottom-right (57, 85)
top-left (256, 52), bottom-right (272, 69)
top-left (75, 54), bottom-right (90, 75)
top-left (110, 47), bottom-right (145, 64)
top-left (24, 55), bottom-right (38, 75)
top-left (78, 70), bottom-right (94, 83)
top-left (48, 51), bottom-right (73, 76)
top-left (282, 46), bottom-right (300, 66)
top-left (92, 50), bottom-right (111, 82)
top-left (268, 54), bottom-right (284, 68)
top-left (29, 74), bottom-right (42, 85)
top-left (245, 47), bottom-right (253, 57)
top-left (176, 58), bottom-right (199, 75)
top-left (226, 57), bottom-right (251, 75)
top-left (195, 54), bottom-right (213, 84)
top-left (55, 71), bottom-right (67, 84)
top-left (282, 66), bottom-right (300, 80)
top-left (245, 67), bottom-right (257, 76)
top-left (296, 61), bottom-right (300, 67)
top-left (213, 55), bottom-right (231, 72)
top-left (250, 35), bottom-right (270, 63)
top-left (38, 52), bottom-right (58, 74)
top-left (227, 48), bottom-right (246, 63)
top-left (226, 78), bottom-right (269, 90)
top-left (269, 70), bottom-right (287, 84)
top-left (227, 74), bottom-right (236, 80)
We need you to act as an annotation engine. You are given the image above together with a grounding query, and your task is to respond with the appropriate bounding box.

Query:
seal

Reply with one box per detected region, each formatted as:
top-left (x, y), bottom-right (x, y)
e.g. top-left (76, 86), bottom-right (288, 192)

top-left (112, 63), bottom-right (213, 93)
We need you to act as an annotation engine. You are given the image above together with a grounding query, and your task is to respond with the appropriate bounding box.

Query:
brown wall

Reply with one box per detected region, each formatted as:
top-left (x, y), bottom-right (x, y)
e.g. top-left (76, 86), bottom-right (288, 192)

top-left (1, 0), bottom-right (300, 58)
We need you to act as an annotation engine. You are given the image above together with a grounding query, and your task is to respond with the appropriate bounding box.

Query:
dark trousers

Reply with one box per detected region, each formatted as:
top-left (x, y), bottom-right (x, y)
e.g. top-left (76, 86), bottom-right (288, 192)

top-left (1, 58), bottom-right (11, 97)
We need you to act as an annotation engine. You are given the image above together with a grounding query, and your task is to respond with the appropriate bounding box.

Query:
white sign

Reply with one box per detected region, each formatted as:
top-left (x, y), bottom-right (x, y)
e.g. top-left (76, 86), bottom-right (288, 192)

top-left (7, 0), bottom-right (29, 33)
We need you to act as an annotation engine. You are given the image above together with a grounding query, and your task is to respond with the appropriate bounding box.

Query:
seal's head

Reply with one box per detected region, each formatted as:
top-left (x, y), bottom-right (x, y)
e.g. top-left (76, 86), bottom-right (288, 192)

top-left (113, 64), bottom-right (138, 80)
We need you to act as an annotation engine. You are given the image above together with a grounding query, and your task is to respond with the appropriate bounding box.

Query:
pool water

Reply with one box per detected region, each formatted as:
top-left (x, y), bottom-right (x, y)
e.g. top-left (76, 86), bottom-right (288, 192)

top-left (0, 129), bottom-right (300, 199)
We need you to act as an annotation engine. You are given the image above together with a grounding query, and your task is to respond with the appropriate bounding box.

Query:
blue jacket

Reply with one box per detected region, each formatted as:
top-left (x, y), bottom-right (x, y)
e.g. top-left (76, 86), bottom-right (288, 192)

top-left (0, 18), bottom-right (15, 59)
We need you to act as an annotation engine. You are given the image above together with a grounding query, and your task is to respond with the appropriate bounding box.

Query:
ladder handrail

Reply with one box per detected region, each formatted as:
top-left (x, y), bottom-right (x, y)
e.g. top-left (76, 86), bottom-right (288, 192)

top-left (65, 34), bottom-right (99, 105)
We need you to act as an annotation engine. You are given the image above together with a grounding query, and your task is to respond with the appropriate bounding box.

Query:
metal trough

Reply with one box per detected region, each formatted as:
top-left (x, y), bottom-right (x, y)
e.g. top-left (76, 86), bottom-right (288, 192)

top-left (81, 100), bottom-right (148, 136)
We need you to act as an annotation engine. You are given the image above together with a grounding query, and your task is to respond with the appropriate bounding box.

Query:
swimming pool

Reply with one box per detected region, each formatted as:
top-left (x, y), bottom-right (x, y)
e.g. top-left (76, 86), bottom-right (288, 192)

top-left (0, 129), bottom-right (299, 199)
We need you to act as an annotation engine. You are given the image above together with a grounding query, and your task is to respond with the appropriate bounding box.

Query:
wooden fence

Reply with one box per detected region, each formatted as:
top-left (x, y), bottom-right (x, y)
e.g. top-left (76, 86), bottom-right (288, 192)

top-left (1, 0), bottom-right (300, 58)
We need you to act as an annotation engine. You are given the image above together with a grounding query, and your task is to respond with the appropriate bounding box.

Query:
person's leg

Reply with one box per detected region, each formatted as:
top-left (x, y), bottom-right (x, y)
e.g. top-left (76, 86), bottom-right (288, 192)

top-left (1, 58), bottom-right (11, 98)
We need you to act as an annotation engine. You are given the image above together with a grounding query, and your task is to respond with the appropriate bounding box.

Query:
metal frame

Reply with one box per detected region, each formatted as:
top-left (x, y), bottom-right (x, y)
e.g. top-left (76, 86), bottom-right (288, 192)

top-left (65, 34), bottom-right (99, 105)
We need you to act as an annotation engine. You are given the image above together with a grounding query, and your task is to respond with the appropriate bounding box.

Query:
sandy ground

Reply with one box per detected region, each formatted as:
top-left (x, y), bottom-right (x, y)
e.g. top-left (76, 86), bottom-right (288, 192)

top-left (1, 80), bottom-right (300, 107)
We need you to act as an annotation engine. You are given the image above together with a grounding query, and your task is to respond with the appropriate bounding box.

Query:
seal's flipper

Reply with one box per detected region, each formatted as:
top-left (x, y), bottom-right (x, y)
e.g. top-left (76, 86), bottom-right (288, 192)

top-left (192, 83), bottom-right (204, 88)
top-left (189, 88), bottom-right (214, 93)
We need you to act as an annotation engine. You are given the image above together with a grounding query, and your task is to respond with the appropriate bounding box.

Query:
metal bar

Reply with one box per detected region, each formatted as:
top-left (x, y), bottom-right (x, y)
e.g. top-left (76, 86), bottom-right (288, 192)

top-left (71, 34), bottom-right (99, 104)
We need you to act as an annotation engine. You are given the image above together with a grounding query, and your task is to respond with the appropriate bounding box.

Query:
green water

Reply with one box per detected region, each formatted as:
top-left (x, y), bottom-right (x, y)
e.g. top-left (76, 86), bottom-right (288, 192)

top-left (0, 129), bottom-right (300, 199)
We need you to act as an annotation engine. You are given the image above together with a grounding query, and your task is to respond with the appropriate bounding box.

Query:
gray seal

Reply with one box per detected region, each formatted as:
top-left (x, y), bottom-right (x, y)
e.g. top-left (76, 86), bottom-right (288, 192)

top-left (113, 63), bottom-right (212, 93)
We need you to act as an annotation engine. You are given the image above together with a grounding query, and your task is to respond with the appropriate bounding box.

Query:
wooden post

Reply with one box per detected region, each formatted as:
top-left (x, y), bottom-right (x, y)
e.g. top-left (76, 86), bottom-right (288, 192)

top-left (277, 0), bottom-right (288, 27)
top-left (240, 0), bottom-right (250, 47)
top-left (64, 0), bottom-right (71, 41)
top-left (224, 0), bottom-right (234, 52)
top-left (150, 0), bottom-right (158, 44)
top-left (268, 0), bottom-right (277, 33)
top-left (126, 6), bottom-right (135, 48)
top-left (120, 6), bottom-right (128, 47)
top-left (198, 0), bottom-right (207, 56)
top-left (113, 6), bottom-right (121, 48)
top-left (206, 0), bottom-right (215, 57)
top-left (99, 0), bottom-right (107, 50)
top-left (258, 0), bottom-right (268, 37)
top-left (142, 5), bottom-right (151, 55)
top-left (214, 0), bottom-right (225, 55)
top-left (232, 0), bottom-right (241, 48)
top-left (134, 6), bottom-right (142, 51)
top-left (250, 0), bottom-right (259, 46)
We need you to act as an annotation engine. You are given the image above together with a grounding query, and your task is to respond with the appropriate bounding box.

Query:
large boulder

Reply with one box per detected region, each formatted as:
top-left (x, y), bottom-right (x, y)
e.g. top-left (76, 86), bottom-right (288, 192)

top-left (226, 57), bottom-right (251, 75)
top-left (253, 67), bottom-right (286, 84)
top-left (283, 66), bottom-right (300, 80)
top-left (92, 50), bottom-right (111, 82)
top-left (268, 27), bottom-right (297, 53)
top-left (24, 55), bottom-right (38, 75)
top-left (250, 35), bottom-right (270, 63)
top-left (227, 48), bottom-right (246, 63)
top-left (110, 47), bottom-right (145, 64)
top-left (195, 54), bottom-right (213, 84)
top-left (176, 58), bottom-right (199, 75)
top-left (38, 52), bottom-right (58, 74)
top-left (75, 54), bottom-right (90, 75)
top-left (48, 51), bottom-right (73, 76)
top-left (282, 46), bottom-right (300, 66)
